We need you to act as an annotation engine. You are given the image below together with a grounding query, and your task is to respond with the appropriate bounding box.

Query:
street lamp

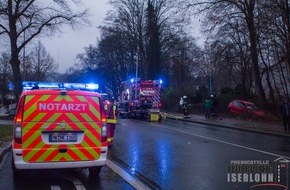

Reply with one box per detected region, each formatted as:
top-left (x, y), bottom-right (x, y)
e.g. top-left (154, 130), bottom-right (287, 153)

top-left (135, 46), bottom-right (139, 99)
top-left (205, 54), bottom-right (212, 95)
top-left (22, 30), bottom-right (26, 80)
top-left (209, 72), bottom-right (212, 95)
top-left (20, 19), bottom-right (26, 80)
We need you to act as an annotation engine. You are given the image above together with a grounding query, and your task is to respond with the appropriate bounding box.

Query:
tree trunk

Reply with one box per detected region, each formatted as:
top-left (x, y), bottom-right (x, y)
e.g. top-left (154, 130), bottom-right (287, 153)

top-left (285, 0), bottom-right (290, 74)
top-left (8, 0), bottom-right (22, 99)
top-left (146, 0), bottom-right (161, 80)
top-left (10, 30), bottom-right (22, 99)
top-left (10, 56), bottom-right (23, 99)
top-left (247, 0), bottom-right (267, 108)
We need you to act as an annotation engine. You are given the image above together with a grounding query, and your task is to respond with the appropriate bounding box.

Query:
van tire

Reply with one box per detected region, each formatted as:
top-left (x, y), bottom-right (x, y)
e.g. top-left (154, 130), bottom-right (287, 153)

top-left (12, 157), bottom-right (22, 179)
top-left (89, 166), bottom-right (102, 176)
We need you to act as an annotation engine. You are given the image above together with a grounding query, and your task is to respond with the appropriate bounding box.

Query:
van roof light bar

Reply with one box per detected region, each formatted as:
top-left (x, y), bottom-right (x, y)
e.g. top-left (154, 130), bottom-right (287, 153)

top-left (22, 81), bottom-right (99, 91)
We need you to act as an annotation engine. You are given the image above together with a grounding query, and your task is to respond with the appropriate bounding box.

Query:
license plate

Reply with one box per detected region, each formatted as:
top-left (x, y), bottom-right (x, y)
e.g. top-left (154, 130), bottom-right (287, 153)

top-left (49, 133), bottom-right (77, 142)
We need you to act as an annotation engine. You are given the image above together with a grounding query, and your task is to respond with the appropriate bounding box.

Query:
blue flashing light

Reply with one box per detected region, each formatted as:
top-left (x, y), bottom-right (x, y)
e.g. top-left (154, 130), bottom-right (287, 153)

top-left (39, 82), bottom-right (59, 88)
top-left (130, 79), bottom-right (134, 83)
top-left (22, 81), bottom-right (33, 90)
top-left (86, 83), bottom-right (99, 90)
top-left (22, 81), bottom-right (99, 91)
top-left (159, 79), bottom-right (163, 84)
top-left (63, 83), bottom-right (85, 89)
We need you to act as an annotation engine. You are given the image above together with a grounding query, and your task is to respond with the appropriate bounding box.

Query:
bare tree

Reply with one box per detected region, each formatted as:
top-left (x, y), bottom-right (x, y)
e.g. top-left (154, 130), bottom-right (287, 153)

top-left (0, 0), bottom-right (89, 97)
top-left (24, 41), bottom-right (57, 81)
top-left (107, 0), bottom-right (191, 80)
top-left (180, 0), bottom-right (268, 107)
top-left (169, 36), bottom-right (203, 95)
top-left (202, 12), bottom-right (253, 99)
top-left (106, 0), bottom-right (147, 78)
top-left (257, 0), bottom-right (290, 100)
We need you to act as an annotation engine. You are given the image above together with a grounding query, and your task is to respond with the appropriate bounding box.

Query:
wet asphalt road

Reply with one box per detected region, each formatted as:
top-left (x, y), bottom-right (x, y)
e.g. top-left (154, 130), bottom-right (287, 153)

top-left (1, 118), bottom-right (290, 190)
top-left (109, 118), bottom-right (290, 190)
top-left (0, 151), bottom-right (135, 190)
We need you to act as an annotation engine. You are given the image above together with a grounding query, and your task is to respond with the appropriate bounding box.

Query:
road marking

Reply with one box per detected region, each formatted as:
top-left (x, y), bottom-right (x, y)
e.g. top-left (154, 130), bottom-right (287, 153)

top-left (51, 186), bottom-right (61, 190)
top-left (106, 159), bottom-right (151, 190)
top-left (0, 152), bottom-right (9, 169)
top-left (149, 122), bottom-right (290, 160)
top-left (56, 174), bottom-right (86, 190)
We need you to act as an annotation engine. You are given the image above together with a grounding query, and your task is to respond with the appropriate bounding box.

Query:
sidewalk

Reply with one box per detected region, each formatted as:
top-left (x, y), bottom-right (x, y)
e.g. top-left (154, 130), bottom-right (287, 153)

top-left (0, 103), bottom-right (16, 117)
top-left (0, 142), bottom-right (11, 168)
top-left (0, 106), bottom-right (8, 116)
top-left (0, 106), bottom-right (13, 167)
top-left (164, 112), bottom-right (289, 137)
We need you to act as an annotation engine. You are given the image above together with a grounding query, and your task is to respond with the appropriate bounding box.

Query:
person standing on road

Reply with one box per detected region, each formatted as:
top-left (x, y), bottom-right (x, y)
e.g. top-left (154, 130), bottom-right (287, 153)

top-left (280, 98), bottom-right (290, 131)
top-left (105, 98), bottom-right (118, 146)
top-left (180, 96), bottom-right (189, 117)
top-left (205, 97), bottom-right (212, 118)
top-left (3, 95), bottom-right (9, 111)
top-left (210, 94), bottom-right (218, 118)
top-left (179, 97), bottom-right (184, 108)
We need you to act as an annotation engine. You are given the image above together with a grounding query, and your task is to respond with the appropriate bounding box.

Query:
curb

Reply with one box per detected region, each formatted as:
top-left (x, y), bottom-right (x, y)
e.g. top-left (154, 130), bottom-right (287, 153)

top-left (0, 117), bottom-right (13, 167)
top-left (165, 115), bottom-right (290, 138)
top-left (0, 143), bottom-right (12, 168)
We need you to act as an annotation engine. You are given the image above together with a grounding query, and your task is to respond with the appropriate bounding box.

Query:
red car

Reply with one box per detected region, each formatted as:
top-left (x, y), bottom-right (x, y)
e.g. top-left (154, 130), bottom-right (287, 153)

top-left (228, 100), bottom-right (264, 117)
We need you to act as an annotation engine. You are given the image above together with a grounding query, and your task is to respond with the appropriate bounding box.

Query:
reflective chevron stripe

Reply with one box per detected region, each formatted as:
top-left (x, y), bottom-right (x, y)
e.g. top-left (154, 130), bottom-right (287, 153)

top-left (22, 94), bottom-right (102, 163)
top-left (153, 83), bottom-right (161, 108)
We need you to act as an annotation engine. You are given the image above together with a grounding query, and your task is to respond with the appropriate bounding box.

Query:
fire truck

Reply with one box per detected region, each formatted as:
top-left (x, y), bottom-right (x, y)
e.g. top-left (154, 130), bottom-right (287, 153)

top-left (119, 79), bottom-right (162, 122)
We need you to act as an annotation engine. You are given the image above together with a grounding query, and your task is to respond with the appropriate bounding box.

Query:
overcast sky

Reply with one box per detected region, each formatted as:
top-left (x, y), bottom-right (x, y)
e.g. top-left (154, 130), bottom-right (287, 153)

top-left (41, 1), bottom-right (204, 73)
top-left (0, 1), bottom-right (204, 74)
top-left (41, 0), bottom-right (112, 73)
top-left (0, 0), bottom-right (204, 73)
top-left (0, 1), bottom-right (110, 74)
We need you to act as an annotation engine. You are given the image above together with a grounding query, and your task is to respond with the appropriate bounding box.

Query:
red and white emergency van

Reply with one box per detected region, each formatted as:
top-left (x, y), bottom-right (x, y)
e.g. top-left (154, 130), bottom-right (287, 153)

top-left (12, 82), bottom-right (108, 177)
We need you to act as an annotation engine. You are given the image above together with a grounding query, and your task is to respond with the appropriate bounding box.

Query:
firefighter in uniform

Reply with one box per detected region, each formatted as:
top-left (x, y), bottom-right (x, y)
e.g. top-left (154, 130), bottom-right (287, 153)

top-left (104, 98), bottom-right (118, 146)
top-left (180, 96), bottom-right (189, 117)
